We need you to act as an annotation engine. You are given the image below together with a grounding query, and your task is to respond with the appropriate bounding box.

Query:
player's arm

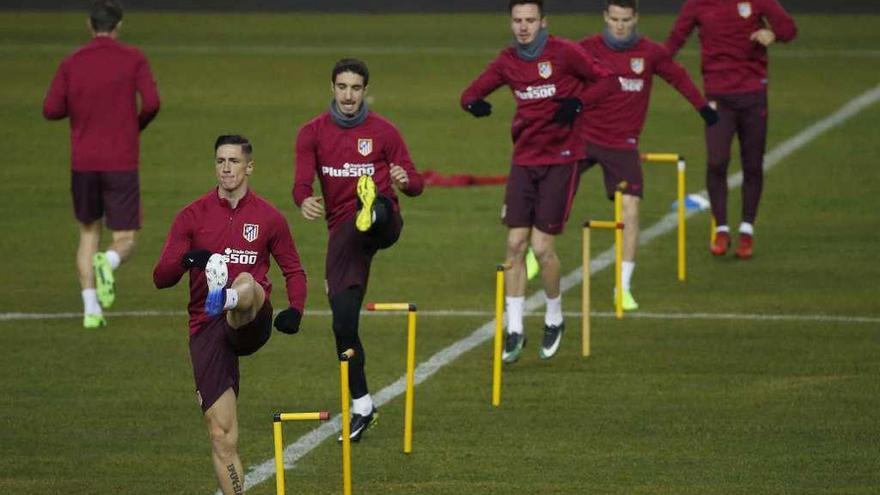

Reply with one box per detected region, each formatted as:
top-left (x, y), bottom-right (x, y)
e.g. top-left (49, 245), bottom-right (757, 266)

top-left (135, 53), bottom-right (161, 131)
top-left (664, 0), bottom-right (698, 57)
top-left (153, 209), bottom-right (194, 289)
top-left (293, 123), bottom-right (324, 221)
top-left (386, 126), bottom-right (424, 197)
top-left (570, 44), bottom-right (616, 110)
top-left (752, 0), bottom-right (797, 46)
top-left (654, 45), bottom-right (717, 125)
top-left (42, 61), bottom-right (68, 120)
top-left (460, 57), bottom-right (505, 118)
top-left (269, 214), bottom-right (307, 334)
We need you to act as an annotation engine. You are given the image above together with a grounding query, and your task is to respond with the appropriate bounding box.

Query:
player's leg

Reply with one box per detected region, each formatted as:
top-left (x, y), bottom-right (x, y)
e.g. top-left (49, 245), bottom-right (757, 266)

top-left (93, 171), bottom-right (141, 308)
top-left (365, 196), bottom-right (402, 251)
top-left (532, 162), bottom-right (579, 359)
top-left (77, 221), bottom-right (105, 328)
top-left (224, 272), bottom-right (266, 329)
top-left (620, 194), bottom-right (641, 310)
top-left (705, 95), bottom-right (737, 255)
top-left (204, 388), bottom-right (244, 495)
top-left (734, 91), bottom-right (768, 259)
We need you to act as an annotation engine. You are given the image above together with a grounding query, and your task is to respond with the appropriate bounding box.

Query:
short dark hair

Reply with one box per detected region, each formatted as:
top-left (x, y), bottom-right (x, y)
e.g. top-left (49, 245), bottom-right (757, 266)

top-left (89, 0), bottom-right (123, 33)
top-left (509, 0), bottom-right (544, 16)
top-left (214, 134), bottom-right (253, 157)
top-left (332, 58), bottom-right (370, 86)
top-left (606, 0), bottom-right (639, 12)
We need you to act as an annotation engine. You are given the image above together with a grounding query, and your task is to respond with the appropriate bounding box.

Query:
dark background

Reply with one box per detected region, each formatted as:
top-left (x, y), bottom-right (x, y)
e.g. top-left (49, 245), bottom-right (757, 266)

top-left (0, 0), bottom-right (876, 14)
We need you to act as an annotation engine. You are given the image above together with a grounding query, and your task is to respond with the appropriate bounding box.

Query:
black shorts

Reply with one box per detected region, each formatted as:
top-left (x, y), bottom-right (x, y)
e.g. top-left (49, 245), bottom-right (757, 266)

top-left (188, 300), bottom-right (272, 412)
top-left (503, 162), bottom-right (579, 235)
top-left (325, 208), bottom-right (402, 299)
top-left (71, 170), bottom-right (141, 230)
top-left (579, 142), bottom-right (644, 199)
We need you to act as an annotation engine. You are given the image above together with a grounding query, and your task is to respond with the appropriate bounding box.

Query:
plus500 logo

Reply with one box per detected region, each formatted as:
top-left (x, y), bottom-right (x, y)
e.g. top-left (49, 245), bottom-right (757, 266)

top-left (223, 248), bottom-right (257, 265)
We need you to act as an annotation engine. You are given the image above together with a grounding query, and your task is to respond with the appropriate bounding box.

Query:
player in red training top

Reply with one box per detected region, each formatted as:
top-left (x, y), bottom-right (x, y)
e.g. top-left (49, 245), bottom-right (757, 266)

top-left (461, 0), bottom-right (613, 364)
top-left (666, 0), bottom-right (797, 258)
top-left (578, 0), bottom-right (718, 310)
top-left (294, 58), bottom-right (423, 442)
top-left (153, 135), bottom-right (307, 495)
top-left (43, 0), bottom-right (160, 329)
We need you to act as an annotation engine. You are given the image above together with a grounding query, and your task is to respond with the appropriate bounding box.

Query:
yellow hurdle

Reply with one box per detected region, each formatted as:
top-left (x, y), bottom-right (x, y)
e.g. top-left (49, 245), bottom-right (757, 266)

top-left (365, 302), bottom-right (417, 454)
top-left (273, 410), bottom-right (331, 495)
top-left (339, 349), bottom-right (354, 495)
top-left (614, 189), bottom-right (624, 317)
top-left (582, 214), bottom-right (625, 357)
top-left (641, 153), bottom-right (688, 282)
top-left (492, 263), bottom-right (510, 406)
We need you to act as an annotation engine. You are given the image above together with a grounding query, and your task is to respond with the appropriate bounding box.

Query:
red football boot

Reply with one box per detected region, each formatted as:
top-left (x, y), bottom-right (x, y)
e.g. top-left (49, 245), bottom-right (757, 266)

top-left (735, 233), bottom-right (753, 259)
top-left (710, 231), bottom-right (730, 256)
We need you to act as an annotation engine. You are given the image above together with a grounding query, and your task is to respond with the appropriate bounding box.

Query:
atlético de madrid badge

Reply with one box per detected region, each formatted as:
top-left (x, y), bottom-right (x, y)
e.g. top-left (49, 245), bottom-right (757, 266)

top-left (243, 223), bottom-right (259, 242)
top-left (737, 2), bottom-right (752, 18)
top-left (538, 61), bottom-right (553, 79)
top-left (357, 138), bottom-right (373, 157)
top-left (630, 57), bottom-right (644, 75)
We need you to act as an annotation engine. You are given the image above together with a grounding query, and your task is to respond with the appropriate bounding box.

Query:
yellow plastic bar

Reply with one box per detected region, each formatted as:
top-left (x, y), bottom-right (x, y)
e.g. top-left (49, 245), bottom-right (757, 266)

top-left (677, 159), bottom-right (687, 282)
top-left (587, 220), bottom-right (623, 230)
top-left (274, 421), bottom-right (285, 495)
top-left (614, 190), bottom-right (623, 319)
top-left (367, 303), bottom-right (413, 311)
top-left (492, 265), bottom-right (505, 405)
top-left (642, 152), bottom-right (681, 163)
top-left (340, 350), bottom-right (353, 495)
top-left (710, 216), bottom-right (717, 245)
top-left (582, 226), bottom-right (591, 357)
top-left (277, 412), bottom-right (328, 422)
top-left (403, 310), bottom-right (417, 454)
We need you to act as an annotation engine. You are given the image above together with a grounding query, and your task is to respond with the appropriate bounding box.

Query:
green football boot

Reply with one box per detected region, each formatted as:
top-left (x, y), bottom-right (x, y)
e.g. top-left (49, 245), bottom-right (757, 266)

top-left (93, 252), bottom-right (115, 309)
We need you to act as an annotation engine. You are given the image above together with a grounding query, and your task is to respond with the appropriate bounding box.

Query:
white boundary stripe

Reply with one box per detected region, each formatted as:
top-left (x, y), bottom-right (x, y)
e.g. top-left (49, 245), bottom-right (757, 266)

top-left (229, 85), bottom-right (880, 494)
top-left (2, 309), bottom-right (877, 324)
top-left (1, 43), bottom-right (879, 58)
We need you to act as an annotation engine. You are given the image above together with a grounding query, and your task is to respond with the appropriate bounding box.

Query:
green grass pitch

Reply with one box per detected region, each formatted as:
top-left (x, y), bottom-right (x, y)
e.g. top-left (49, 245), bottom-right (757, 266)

top-left (1, 11), bottom-right (878, 494)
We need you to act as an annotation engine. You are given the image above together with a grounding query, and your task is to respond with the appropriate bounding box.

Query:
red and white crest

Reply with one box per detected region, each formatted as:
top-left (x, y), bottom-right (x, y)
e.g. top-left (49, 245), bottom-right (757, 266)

top-left (357, 138), bottom-right (373, 157)
top-left (242, 223), bottom-right (259, 243)
top-left (538, 61), bottom-right (553, 79)
top-left (737, 2), bottom-right (752, 18)
top-left (630, 57), bottom-right (645, 75)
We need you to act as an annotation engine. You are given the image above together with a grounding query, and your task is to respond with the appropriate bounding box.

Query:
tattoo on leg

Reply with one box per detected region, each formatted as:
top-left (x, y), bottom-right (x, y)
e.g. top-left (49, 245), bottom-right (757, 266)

top-left (226, 463), bottom-right (243, 495)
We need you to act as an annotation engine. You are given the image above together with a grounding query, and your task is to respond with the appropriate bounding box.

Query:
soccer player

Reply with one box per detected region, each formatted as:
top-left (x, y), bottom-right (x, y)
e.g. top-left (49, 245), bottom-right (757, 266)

top-left (43, 0), bottom-right (160, 328)
top-left (666, 0), bottom-right (797, 258)
top-left (578, 0), bottom-right (718, 310)
top-left (294, 58), bottom-right (423, 441)
top-left (153, 135), bottom-right (306, 495)
top-left (460, 0), bottom-right (612, 363)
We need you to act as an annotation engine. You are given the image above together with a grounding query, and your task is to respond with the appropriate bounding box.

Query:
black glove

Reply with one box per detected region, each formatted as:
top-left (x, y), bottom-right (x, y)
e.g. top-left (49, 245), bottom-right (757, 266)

top-left (181, 249), bottom-right (212, 269)
top-left (465, 99), bottom-right (492, 118)
top-left (552, 97), bottom-right (583, 126)
top-left (700, 105), bottom-right (719, 126)
top-left (274, 307), bottom-right (302, 335)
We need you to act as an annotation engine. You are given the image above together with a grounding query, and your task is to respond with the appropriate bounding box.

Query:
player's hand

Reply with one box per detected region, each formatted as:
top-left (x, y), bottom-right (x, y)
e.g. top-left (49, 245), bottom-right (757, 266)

top-left (750, 29), bottom-right (776, 47)
top-left (699, 105), bottom-right (719, 126)
top-left (552, 97), bottom-right (583, 126)
top-left (181, 249), bottom-right (212, 269)
top-left (390, 163), bottom-right (409, 190)
top-left (274, 307), bottom-right (302, 335)
top-left (300, 196), bottom-right (324, 220)
top-left (465, 99), bottom-right (492, 118)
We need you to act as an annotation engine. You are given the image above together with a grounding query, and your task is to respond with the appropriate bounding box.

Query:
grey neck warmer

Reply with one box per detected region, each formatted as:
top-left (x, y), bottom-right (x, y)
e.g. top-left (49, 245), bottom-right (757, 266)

top-left (601, 27), bottom-right (641, 51)
top-left (514, 27), bottom-right (549, 61)
top-left (329, 99), bottom-right (369, 128)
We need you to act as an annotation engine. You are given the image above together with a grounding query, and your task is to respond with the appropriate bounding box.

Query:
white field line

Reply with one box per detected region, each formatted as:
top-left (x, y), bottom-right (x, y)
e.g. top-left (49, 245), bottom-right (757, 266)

top-left (0, 43), bottom-right (878, 58)
top-left (222, 84), bottom-right (880, 494)
top-left (2, 309), bottom-right (878, 324)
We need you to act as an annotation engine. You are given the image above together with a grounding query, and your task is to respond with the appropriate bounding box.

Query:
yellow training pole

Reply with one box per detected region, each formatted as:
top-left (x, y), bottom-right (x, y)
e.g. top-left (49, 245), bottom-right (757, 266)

top-left (710, 216), bottom-right (717, 245)
top-left (581, 225), bottom-right (591, 357)
top-left (614, 190), bottom-right (624, 319)
top-left (677, 158), bottom-right (687, 282)
top-left (274, 419), bottom-right (285, 495)
top-left (273, 411), bottom-right (330, 495)
top-left (365, 303), bottom-right (418, 453)
top-left (404, 308), bottom-right (417, 454)
top-left (492, 264), bottom-right (507, 406)
top-left (340, 349), bottom-right (354, 495)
